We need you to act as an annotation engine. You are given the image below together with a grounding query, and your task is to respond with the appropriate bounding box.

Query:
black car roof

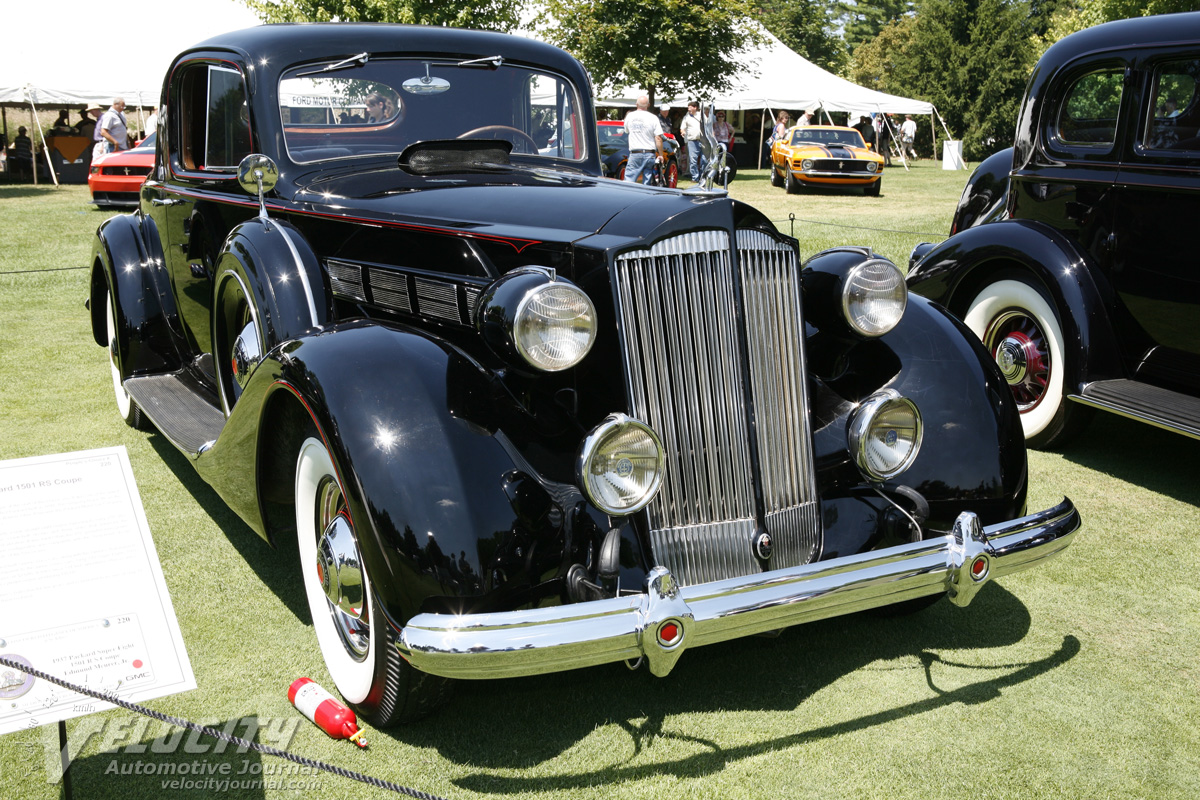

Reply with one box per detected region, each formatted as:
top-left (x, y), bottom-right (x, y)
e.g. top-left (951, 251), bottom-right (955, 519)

top-left (179, 23), bottom-right (587, 79)
top-left (1039, 11), bottom-right (1200, 66)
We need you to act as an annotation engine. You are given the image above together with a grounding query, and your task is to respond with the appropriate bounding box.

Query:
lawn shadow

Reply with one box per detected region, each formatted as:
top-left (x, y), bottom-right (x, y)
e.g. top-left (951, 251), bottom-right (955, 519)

top-left (145, 433), bottom-right (308, 623)
top-left (383, 582), bottom-right (1077, 793)
top-left (1060, 411), bottom-right (1200, 505)
top-left (0, 185), bottom-right (77, 200)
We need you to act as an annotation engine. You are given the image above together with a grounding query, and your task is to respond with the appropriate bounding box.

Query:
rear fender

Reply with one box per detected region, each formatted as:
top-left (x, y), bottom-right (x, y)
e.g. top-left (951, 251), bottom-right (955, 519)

top-left (907, 218), bottom-right (1123, 392)
top-left (89, 211), bottom-right (180, 377)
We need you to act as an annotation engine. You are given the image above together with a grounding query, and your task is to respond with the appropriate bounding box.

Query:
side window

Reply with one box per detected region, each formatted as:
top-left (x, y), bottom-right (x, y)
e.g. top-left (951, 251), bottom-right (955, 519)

top-left (176, 63), bottom-right (251, 172)
top-left (1144, 58), bottom-right (1200, 151)
top-left (1055, 68), bottom-right (1124, 146)
top-left (529, 74), bottom-right (581, 159)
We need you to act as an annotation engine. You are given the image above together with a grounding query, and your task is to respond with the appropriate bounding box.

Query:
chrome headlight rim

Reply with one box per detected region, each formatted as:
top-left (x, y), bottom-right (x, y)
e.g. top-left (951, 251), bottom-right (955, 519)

top-left (801, 158), bottom-right (814, 171)
top-left (511, 279), bottom-right (598, 373)
top-left (577, 414), bottom-right (666, 516)
top-left (847, 389), bottom-right (923, 482)
top-left (840, 257), bottom-right (908, 338)
top-left (866, 161), bottom-right (879, 173)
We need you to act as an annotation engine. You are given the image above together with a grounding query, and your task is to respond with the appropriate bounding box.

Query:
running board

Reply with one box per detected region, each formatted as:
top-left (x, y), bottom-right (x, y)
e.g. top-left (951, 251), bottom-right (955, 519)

top-left (125, 374), bottom-right (225, 455)
top-left (1071, 379), bottom-right (1200, 439)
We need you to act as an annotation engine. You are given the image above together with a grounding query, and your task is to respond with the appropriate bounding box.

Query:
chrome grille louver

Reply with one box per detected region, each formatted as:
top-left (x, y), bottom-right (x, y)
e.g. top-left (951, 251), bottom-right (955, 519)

top-left (613, 229), bottom-right (821, 586)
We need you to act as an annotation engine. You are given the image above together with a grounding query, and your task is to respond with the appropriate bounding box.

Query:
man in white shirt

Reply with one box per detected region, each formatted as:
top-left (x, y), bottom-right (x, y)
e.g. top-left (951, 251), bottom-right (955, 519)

top-left (623, 95), bottom-right (664, 184)
top-left (680, 101), bottom-right (706, 183)
top-left (900, 115), bottom-right (918, 159)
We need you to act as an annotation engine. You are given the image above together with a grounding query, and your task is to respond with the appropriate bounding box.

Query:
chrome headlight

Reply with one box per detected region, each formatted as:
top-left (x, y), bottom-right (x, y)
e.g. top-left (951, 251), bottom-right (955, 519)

top-left (801, 158), bottom-right (814, 171)
top-left (847, 390), bottom-right (923, 481)
top-left (842, 258), bottom-right (907, 337)
top-left (477, 267), bottom-right (597, 372)
top-left (866, 161), bottom-right (879, 173)
top-left (578, 414), bottom-right (665, 515)
top-left (514, 282), bottom-right (596, 371)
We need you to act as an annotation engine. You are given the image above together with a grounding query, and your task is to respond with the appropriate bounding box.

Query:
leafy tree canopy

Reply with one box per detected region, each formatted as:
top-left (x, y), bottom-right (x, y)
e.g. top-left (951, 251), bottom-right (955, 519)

top-left (851, 0), bottom-right (1037, 161)
top-left (751, 1), bottom-right (849, 74)
top-left (1037, 0), bottom-right (1198, 47)
top-left (241, 0), bottom-right (521, 31)
top-left (540, 0), bottom-right (760, 106)
top-left (837, 0), bottom-right (914, 50)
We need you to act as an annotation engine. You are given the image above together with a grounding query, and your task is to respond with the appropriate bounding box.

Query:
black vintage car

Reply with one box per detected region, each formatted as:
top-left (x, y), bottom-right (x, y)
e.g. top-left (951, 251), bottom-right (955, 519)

top-left (91, 24), bottom-right (1079, 725)
top-left (909, 13), bottom-right (1200, 449)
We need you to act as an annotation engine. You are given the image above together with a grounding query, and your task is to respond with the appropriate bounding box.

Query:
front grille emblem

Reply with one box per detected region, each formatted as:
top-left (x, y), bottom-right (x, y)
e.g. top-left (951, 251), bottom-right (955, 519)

top-left (754, 532), bottom-right (773, 560)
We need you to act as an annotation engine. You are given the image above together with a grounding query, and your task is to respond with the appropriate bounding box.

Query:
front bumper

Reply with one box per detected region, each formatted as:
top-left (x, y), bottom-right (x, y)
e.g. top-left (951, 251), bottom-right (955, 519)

top-left (398, 500), bottom-right (1079, 680)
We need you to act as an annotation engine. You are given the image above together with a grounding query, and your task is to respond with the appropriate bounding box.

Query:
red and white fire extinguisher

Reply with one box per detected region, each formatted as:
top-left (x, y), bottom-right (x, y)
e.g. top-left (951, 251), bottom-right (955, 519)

top-left (288, 678), bottom-right (368, 748)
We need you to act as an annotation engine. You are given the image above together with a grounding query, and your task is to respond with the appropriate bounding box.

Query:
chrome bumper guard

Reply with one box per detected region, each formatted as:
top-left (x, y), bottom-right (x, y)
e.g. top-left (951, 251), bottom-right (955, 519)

top-left (398, 500), bottom-right (1079, 680)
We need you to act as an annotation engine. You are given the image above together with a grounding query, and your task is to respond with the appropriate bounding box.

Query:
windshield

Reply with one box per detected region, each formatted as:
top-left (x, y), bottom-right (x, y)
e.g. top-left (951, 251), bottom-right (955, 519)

top-left (790, 129), bottom-right (865, 148)
top-left (279, 58), bottom-right (586, 164)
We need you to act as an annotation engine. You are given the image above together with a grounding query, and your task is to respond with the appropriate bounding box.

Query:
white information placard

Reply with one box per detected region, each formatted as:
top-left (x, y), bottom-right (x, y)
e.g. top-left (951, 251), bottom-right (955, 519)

top-left (0, 446), bottom-right (196, 735)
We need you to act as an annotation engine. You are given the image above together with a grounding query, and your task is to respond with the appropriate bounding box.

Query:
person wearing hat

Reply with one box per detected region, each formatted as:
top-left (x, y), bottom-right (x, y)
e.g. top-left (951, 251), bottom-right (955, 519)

top-left (656, 104), bottom-right (674, 138)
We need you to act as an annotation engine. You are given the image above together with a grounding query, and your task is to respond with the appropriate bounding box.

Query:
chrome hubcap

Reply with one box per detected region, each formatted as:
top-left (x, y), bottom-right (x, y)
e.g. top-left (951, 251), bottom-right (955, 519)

top-left (314, 476), bottom-right (369, 660)
top-left (985, 310), bottom-right (1050, 412)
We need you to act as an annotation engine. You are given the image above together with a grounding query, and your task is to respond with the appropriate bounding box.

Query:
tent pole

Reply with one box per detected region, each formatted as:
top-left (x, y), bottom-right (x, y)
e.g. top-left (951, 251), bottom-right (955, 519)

top-left (29, 98), bottom-right (60, 187)
top-left (930, 114), bottom-right (936, 161)
top-left (758, 106), bottom-right (770, 170)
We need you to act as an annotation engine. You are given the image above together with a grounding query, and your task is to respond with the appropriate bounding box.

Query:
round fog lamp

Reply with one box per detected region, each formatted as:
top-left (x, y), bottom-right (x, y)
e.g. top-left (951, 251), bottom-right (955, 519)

top-left (801, 159), bottom-right (814, 171)
top-left (514, 283), bottom-right (597, 371)
top-left (843, 258), bottom-right (907, 337)
top-left (847, 389), bottom-right (923, 481)
top-left (867, 162), bottom-right (879, 173)
top-left (578, 414), bottom-right (665, 515)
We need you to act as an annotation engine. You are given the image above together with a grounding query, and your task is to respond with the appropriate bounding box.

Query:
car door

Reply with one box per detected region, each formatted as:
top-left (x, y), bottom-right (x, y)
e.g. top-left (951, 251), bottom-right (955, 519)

top-left (1111, 51), bottom-right (1200, 392)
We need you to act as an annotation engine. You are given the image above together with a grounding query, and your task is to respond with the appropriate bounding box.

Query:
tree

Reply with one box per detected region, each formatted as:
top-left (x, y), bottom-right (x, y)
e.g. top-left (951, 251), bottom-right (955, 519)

top-left (752, 1), bottom-right (849, 74)
top-left (837, 0), bottom-right (915, 50)
top-left (850, 0), bottom-right (1037, 161)
top-left (241, 0), bottom-right (522, 31)
top-left (540, 0), bottom-right (761, 106)
top-left (1036, 0), bottom-right (1199, 48)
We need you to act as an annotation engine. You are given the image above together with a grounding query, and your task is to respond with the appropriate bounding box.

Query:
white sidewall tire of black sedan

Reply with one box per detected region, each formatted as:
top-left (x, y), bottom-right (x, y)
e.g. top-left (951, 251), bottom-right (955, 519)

top-left (964, 279), bottom-right (1073, 447)
top-left (105, 287), bottom-right (146, 430)
top-left (293, 436), bottom-right (448, 725)
top-left (295, 436), bottom-right (377, 705)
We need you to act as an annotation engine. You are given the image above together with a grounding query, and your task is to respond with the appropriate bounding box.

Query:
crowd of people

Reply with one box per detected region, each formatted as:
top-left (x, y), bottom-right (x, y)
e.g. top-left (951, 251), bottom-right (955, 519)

top-left (622, 96), bottom-right (740, 185)
top-left (619, 98), bottom-right (928, 186)
top-left (2, 97), bottom-right (155, 182)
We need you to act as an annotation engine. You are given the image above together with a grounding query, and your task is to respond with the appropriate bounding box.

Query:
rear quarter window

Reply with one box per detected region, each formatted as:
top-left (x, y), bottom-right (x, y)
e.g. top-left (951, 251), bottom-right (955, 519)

top-left (1054, 68), bottom-right (1124, 147)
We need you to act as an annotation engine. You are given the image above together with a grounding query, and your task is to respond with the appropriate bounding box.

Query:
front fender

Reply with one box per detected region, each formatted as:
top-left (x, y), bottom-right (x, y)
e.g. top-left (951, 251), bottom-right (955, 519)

top-left (89, 211), bottom-right (180, 377)
top-left (210, 321), bottom-right (610, 630)
top-left (215, 217), bottom-right (330, 345)
top-left (906, 218), bottom-right (1123, 393)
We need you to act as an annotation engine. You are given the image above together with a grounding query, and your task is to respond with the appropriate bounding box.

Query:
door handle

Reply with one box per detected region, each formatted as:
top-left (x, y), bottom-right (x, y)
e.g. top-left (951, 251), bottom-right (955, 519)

top-left (151, 198), bottom-right (182, 206)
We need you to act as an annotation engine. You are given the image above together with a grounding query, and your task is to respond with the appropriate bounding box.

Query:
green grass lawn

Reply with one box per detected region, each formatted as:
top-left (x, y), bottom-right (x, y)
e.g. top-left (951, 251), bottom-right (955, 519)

top-left (1, 171), bottom-right (1198, 800)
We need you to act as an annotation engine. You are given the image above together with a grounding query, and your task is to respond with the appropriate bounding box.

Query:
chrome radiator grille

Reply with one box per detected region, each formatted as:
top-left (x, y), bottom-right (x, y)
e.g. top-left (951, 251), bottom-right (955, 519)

top-left (613, 229), bottom-right (821, 586)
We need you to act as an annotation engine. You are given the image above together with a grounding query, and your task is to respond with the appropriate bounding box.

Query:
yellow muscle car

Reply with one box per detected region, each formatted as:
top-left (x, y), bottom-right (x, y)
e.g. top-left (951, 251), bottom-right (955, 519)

top-left (770, 125), bottom-right (885, 195)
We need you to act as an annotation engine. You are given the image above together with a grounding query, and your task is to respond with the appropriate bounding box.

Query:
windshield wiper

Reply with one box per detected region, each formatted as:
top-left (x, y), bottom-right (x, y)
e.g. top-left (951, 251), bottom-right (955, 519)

top-left (296, 52), bottom-right (370, 78)
top-left (457, 55), bottom-right (503, 68)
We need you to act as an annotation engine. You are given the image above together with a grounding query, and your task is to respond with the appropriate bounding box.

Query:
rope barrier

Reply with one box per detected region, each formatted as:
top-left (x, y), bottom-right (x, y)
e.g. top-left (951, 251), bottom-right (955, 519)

top-left (0, 266), bottom-right (88, 275)
top-left (777, 213), bottom-right (945, 240)
top-left (0, 654), bottom-right (450, 800)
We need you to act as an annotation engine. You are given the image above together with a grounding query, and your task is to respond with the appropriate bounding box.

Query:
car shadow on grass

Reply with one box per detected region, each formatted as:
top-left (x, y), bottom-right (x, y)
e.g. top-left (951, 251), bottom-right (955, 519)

top-left (146, 433), bottom-right (309, 624)
top-left (385, 583), bottom-right (1077, 791)
top-left (1061, 411), bottom-right (1200, 505)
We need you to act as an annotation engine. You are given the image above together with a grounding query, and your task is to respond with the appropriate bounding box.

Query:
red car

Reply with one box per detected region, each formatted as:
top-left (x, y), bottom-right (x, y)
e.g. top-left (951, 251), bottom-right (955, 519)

top-left (89, 133), bottom-right (155, 208)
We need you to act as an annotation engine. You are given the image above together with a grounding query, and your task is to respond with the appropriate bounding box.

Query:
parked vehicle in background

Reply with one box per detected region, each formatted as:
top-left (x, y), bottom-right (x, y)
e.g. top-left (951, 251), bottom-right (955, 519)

top-left (909, 12), bottom-right (1200, 449)
top-left (770, 125), bottom-right (885, 195)
top-left (89, 133), bottom-right (155, 208)
top-left (90, 23), bottom-right (1079, 726)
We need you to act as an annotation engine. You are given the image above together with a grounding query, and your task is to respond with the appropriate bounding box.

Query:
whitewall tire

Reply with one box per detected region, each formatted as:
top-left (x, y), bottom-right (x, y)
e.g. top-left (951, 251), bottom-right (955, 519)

top-left (964, 279), bottom-right (1089, 449)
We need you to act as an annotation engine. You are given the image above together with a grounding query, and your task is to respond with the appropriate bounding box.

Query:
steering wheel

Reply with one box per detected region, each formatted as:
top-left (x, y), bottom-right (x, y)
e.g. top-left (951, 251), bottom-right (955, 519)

top-left (457, 125), bottom-right (538, 154)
